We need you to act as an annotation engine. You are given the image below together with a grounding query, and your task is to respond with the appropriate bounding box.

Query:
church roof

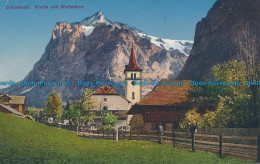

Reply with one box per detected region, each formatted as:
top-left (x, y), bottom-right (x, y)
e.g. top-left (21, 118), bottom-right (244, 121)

top-left (124, 44), bottom-right (142, 71)
top-left (93, 85), bottom-right (119, 95)
top-left (92, 85), bottom-right (131, 103)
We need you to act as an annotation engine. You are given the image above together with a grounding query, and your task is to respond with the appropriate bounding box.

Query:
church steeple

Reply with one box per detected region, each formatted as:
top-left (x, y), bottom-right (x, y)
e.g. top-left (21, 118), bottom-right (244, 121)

top-left (124, 43), bottom-right (142, 104)
top-left (124, 44), bottom-right (142, 72)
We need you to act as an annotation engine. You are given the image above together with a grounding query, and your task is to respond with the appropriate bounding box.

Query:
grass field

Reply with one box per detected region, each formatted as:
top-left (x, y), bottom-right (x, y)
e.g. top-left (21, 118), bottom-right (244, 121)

top-left (0, 112), bottom-right (253, 163)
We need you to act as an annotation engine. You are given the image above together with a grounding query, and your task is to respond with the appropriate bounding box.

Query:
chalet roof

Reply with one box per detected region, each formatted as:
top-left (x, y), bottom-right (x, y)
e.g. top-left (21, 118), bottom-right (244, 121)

top-left (0, 95), bottom-right (26, 105)
top-left (138, 79), bottom-right (191, 106)
top-left (127, 79), bottom-right (192, 114)
top-left (0, 104), bottom-right (23, 116)
top-left (124, 44), bottom-right (142, 71)
top-left (92, 85), bottom-right (119, 95)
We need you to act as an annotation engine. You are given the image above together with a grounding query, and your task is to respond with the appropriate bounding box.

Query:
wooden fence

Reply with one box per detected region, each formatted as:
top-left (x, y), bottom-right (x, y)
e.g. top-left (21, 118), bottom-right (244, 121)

top-left (37, 122), bottom-right (260, 162)
top-left (79, 129), bottom-right (260, 162)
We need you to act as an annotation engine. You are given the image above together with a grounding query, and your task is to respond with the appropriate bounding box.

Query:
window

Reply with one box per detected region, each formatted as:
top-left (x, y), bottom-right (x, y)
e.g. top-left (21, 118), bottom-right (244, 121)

top-left (131, 81), bottom-right (135, 85)
top-left (134, 73), bottom-right (136, 79)
top-left (132, 92), bottom-right (135, 99)
top-left (104, 98), bottom-right (107, 102)
top-left (131, 73), bottom-right (133, 79)
top-left (103, 106), bottom-right (108, 111)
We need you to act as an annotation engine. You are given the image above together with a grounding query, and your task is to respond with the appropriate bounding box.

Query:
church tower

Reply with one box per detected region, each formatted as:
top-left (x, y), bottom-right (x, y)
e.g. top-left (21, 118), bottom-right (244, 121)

top-left (124, 44), bottom-right (142, 104)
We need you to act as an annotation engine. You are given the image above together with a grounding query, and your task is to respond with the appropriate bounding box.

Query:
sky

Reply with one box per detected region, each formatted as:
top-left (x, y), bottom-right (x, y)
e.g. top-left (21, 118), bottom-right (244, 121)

top-left (0, 0), bottom-right (216, 87)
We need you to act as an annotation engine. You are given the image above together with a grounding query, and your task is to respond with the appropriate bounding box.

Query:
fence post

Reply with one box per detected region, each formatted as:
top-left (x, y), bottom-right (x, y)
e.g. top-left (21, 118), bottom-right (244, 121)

top-left (123, 131), bottom-right (125, 140)
top-left (108, 131), bottom-right (109, 139)
top-left (98, 130), bottom-right (99, 138)
top-left (191, 132), bottom-right (195, 152)
top-left (172, 131), bottom-right (175, 147)
top-left (93, 130), bottom-right (94, 138)
top-left (219, 135), bottom-right (223, 158)
top-left (116, 125), bottom-right (118, 142)
top-left (158, 130), bottom-right (161, 143)
top-left (103, 130), bottom-right (104, 139)
top-left (146, 131), bottom-right (149, 141)
top-left (137, 131), bottom-right (140, 140)
top-left (257, 136), bottom-right (260, 162)
top-left (130, 131), bottom-right (132, 140)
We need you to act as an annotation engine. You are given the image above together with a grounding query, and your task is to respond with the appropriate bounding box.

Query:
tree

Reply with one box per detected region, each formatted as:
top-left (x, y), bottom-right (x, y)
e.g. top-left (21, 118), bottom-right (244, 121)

top-left (63, 89), bottom-right (97, 133)
top-left (102, 111), bottom-right (117, 132)
top-left (80, 88), bottom-right (97, 125)
top-left (74, 88), bottom-right (96, 127)
top-left (186, 60), bottom-right (255, 128)
top-left (179, 108), bottom-right (203, 129)
top-left (96, 102), bottom-right (108, 127)
top-left (188, 60), bottom-right (249, 106)
top-left (102, 111), bottom-right (117, 127)
top-left (24, 107), bottom-right (45, 120)
top-left (68, 103), bottom-right (81, 134)
top-left (45, 93), bottom-right (62, 122)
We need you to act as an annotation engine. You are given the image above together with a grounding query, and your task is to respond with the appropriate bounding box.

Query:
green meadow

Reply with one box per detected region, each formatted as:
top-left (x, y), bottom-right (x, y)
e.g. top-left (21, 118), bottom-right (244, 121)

top-left (0, 112), bottom-right (252, 163)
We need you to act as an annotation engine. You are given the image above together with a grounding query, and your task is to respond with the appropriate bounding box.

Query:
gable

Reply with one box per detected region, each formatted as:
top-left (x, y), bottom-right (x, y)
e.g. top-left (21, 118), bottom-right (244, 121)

top-left (93, 85), bottom-right (119, 95)
top-left (0, 95), bottom-right (12, 103)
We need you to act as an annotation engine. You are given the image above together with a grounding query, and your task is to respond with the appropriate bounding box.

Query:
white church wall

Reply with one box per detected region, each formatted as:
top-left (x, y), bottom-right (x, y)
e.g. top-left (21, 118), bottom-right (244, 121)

top-left (92, 94), bottom-right (131, 111)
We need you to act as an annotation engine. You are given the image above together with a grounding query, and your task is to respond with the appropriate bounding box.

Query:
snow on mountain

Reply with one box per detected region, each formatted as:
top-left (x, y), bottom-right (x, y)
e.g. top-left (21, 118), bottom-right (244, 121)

top-left (80, 11), bottom-right (112, 26)
top-left (79, 11), bottom-right (193, 55)
top-left (81, 26), bottom-right (95, 36)
top-left (20, 86), bottom-right (34, 94)
top-left (79, 12), bottom-right (119, 36)
top-left (138, 32), bottom-right (193, 56)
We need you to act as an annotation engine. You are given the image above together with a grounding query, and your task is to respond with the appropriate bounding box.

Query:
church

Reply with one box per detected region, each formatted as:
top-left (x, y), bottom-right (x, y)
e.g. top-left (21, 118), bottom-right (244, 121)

top-left (88, 44), bottom-right (143, 130)
top-left (87, 43), bottom-right (192, 131)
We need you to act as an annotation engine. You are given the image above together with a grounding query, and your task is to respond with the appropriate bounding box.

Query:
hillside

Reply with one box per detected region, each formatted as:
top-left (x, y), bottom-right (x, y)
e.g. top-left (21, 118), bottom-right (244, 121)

top-left (0, 113), bottom-right (250, 163)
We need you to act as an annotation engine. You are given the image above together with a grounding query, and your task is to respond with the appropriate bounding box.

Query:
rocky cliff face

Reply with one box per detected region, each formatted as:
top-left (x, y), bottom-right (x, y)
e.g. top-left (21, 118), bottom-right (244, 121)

top-left (178, 0), bottom-right (260, 80)
top-left (1, 12), bottom-right (192, 108)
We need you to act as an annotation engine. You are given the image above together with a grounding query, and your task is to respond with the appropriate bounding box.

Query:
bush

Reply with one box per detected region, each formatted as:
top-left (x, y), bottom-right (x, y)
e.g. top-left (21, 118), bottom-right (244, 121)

top-left (99, 125), bottom-right (115, 133)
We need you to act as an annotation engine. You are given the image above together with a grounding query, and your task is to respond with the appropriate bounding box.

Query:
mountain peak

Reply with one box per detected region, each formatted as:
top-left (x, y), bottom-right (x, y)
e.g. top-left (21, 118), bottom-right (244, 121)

top-left (80, 11), bottom-right (111, 26)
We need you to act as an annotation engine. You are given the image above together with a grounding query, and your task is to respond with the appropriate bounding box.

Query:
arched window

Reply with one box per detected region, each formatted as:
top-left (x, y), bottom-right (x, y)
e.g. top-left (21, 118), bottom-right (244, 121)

top-left (132, 92), bottom-right (135, 99)
top-left (131, 73), bottom-right (133, 79)
top-left (134, 73), bottom-right (136, 79)
top-left (103, 106), bottom-right (108, 111)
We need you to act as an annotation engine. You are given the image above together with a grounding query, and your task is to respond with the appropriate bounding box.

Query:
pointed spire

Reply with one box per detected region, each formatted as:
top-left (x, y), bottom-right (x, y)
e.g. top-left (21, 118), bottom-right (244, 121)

top-left (124, 43), bottom-right (142, 72)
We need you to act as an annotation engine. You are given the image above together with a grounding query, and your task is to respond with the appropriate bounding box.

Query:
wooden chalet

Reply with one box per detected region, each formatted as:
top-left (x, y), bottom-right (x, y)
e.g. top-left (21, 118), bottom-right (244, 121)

top-left (0, 104), bottom-right (23, 116)
top-left (0, 94), bottom-right (26, 114)
top-left (127, 79), bottom-right (193, 131)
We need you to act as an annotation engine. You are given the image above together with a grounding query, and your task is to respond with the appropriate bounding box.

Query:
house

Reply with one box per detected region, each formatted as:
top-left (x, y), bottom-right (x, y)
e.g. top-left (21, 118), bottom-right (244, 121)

top-left (0, 93), bottom-right (26, 114)
top-left (0, 104), bottom-right (23, 116)
top-left (91, 85), bottom-right (132, 130)
top-left (127, 79), bottom-right (193, 131)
